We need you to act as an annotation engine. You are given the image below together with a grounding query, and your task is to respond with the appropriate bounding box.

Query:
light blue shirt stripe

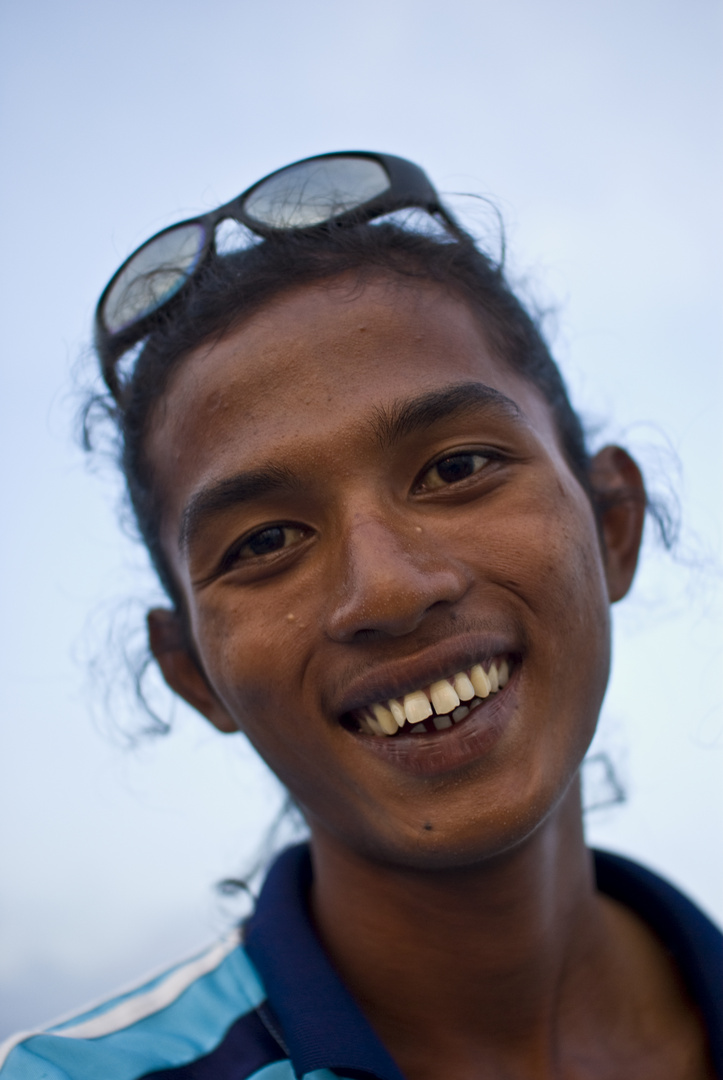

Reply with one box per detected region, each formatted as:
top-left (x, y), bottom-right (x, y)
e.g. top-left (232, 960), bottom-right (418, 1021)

top-left (1, 943), bottom-right (265, 1080)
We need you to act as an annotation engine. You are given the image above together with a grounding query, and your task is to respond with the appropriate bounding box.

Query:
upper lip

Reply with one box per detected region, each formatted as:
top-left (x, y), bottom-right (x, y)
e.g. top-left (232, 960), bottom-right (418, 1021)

top-left (331, 632), bottom-right (520, 718)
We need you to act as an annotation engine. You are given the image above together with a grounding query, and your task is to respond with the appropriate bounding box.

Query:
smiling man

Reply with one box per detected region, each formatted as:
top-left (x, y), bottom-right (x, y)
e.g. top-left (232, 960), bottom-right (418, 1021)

top-left (148, 280), bottom-right (618, 859)
top-left (2, 152), bottom-right (720, 1080)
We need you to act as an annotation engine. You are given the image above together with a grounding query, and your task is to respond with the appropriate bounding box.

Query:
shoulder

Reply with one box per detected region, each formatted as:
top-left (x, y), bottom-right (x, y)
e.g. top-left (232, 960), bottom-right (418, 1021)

top-left (593, 848), bottom-right (723, 962)
top-left (593, 848), bottom-right (723, 1070)
top-left (0, 931), bottom-right (288, 1080)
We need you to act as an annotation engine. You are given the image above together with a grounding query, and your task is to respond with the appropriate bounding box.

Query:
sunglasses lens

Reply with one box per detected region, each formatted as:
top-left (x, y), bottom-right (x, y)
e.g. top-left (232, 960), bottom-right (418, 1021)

top-left (243, 156), bottom-right (390, 229)
top-left (102, 223), bottom-right (207, 334)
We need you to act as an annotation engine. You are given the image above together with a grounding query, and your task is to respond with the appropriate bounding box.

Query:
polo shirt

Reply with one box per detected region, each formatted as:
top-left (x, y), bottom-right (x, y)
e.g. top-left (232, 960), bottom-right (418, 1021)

top-left (1, 845), bottom-right (721, 1079)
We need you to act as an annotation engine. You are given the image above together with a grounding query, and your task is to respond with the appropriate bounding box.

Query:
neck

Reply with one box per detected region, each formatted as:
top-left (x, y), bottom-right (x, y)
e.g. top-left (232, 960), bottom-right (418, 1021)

top-left (308, 781), bottom-right (615, 1074)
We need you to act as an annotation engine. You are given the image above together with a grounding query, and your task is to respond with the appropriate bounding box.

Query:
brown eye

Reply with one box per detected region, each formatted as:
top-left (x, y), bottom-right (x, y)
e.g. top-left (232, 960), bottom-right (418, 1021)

top-left (419, 452), bottom-right (491, 491)
top-left (238, 525), bottom-right (307, 560)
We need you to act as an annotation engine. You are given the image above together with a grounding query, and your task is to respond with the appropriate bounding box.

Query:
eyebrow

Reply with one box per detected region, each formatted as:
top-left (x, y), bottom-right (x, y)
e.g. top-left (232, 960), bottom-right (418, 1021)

top-left (371, 382), bottom-right (523, 448)
top-left (179, 463), bottom-right (300, 552)
top-left (178, 382), bottom-right (524, 552)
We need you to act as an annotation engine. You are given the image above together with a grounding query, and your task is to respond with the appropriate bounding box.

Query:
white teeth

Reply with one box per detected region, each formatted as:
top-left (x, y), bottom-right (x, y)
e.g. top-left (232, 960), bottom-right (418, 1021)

top-left (429, 680), bottom-right (460, 715)
top-left (372, 702), bottom-right (398, 735)
top-left (388, 699), bottom-right (406, 726)
top-left (453, 672), bottom-right (475, 701)
top-left (360, 658), bottom-right (513, 736)
top-left (469, 664), bottom-right (491, 698)
top-left (404, 690), bottom-right (433, 724)
top-left (411, 722), bottom-right (426, 733)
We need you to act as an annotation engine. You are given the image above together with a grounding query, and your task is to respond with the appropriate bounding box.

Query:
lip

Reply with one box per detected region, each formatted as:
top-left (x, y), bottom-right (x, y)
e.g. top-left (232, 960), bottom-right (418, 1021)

top-left (350, 666), bottom-right (520, 777)
top-left (333, 633), bottom-right (519, 717)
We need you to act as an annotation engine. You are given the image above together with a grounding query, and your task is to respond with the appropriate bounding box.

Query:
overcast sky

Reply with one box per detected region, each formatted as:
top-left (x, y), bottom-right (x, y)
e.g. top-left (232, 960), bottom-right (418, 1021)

top-left (1, 0), bottom-right (721, 1038)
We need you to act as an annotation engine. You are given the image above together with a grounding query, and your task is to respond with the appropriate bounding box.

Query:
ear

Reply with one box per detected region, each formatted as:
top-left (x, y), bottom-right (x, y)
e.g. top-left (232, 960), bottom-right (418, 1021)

top-left (589, 446), bottom-right (646, 603)
top-left (147, 609), bottom-right (237, 734)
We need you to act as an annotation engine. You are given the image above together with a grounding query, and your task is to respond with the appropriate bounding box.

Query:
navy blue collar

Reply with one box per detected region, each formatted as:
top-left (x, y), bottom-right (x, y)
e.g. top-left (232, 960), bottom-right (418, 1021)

top-left (244, 844), bottom-right (405, 1080)
top-left (244, 844), bottom-right (723, 1079)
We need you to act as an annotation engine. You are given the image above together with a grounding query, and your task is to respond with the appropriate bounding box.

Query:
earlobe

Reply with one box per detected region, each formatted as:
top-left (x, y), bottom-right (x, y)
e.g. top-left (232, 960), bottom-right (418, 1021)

top-left (147, 609), bottom-right (238, 734)
top-left (589, 446), bottom-right (646, 603)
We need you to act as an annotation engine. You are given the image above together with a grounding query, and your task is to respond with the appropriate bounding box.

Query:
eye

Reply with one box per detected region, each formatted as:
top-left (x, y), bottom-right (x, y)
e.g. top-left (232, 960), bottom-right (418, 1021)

top-left (231, 524), bottom-right (309, 563)
top-left (417, 452), bottom-right (493, 491)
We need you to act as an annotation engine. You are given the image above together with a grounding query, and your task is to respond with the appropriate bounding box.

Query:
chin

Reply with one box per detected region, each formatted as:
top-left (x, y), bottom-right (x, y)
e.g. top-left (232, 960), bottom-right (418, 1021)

top-left (308, 766), bottom-right (585, 875)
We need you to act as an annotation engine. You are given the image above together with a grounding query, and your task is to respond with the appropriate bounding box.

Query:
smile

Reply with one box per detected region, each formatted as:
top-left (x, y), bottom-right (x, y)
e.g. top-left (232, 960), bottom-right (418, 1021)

top-left (350, 657), bottom-right (512, 737)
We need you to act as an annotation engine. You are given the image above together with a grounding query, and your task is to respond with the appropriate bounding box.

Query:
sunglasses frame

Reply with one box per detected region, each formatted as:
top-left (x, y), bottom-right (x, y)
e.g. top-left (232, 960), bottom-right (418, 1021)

top-left (95, 151), bottom-right (459, 399)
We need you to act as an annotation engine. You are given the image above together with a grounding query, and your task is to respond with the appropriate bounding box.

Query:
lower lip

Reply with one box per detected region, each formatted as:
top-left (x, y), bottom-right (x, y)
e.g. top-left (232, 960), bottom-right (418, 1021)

top-left (355, 670), bottom-right (520, 778)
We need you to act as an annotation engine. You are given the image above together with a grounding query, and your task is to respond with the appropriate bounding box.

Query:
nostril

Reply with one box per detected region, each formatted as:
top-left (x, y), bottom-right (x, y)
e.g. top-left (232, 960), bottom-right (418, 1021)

top-left (428, 598), bottom-right (455, 616)
top-left (353, 627), bottom-right (388, 642)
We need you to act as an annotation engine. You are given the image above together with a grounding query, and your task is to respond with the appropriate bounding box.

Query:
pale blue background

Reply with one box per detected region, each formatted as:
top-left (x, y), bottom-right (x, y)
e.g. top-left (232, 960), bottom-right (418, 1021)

top-left (1, 0), bottom-right (721, 1037)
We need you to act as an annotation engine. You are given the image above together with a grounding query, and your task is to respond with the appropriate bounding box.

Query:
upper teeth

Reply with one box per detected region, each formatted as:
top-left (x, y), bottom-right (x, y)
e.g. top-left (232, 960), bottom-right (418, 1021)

top-left (358, 658), bottom-right (511, 737)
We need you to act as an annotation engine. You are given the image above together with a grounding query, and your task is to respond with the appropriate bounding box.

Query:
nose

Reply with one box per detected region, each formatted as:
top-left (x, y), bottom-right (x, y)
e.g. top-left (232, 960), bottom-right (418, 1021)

top-left (324, 509), bottom-right (472, 642)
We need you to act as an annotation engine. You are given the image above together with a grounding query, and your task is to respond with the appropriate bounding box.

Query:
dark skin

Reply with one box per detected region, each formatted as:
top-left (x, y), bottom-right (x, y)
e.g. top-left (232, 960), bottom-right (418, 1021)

top-left (146, 275), bottom-right (713, 1078)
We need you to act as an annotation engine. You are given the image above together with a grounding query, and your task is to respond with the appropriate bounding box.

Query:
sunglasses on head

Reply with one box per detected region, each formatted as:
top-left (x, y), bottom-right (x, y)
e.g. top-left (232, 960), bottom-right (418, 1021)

top-left (95, 151), bottom-right (461, 399)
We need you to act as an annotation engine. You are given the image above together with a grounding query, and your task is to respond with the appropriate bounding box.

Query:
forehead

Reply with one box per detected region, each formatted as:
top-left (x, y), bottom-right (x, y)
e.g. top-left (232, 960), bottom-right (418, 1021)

top-left (147, 275), bottom-right (561, 509)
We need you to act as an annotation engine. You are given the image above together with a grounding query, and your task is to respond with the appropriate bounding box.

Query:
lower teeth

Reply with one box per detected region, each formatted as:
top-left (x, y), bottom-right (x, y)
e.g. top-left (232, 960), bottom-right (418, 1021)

top-left (402, 696), bottom-right (484, 735)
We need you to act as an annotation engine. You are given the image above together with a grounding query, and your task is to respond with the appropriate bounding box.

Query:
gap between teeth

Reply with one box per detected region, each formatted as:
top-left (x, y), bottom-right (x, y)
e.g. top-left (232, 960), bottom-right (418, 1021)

top-left (359, 659), bottom-right (511, 736)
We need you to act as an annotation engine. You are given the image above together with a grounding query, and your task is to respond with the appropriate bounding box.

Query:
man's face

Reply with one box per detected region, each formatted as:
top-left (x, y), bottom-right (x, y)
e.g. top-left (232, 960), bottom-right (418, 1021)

top-left (148, 275), bottom-right (616, 868)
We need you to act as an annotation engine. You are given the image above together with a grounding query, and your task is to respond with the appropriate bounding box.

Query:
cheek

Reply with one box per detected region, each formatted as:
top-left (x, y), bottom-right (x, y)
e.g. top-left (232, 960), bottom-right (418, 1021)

top-left (521, 490), bottom-right (612, 743)
top-left (490, 480), bottom-right (609, 624)
top-left (542, 508), bottom-right (611, 642)
top-left (188, 590), bottom-right (308, 725)
top-left (186, 588), bottom-right (344, 810)
top-left (460, 478), bottom-right (612, 723)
